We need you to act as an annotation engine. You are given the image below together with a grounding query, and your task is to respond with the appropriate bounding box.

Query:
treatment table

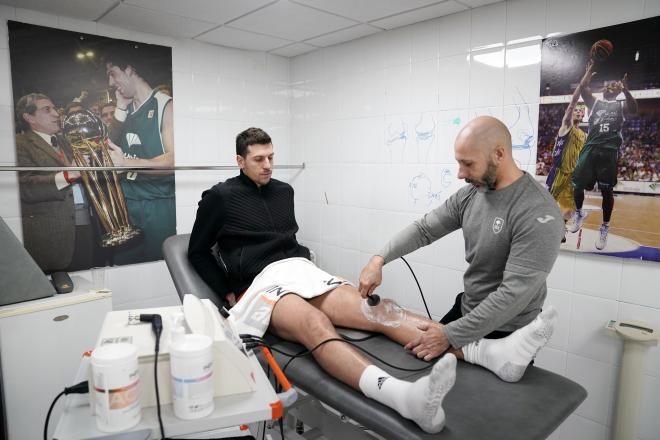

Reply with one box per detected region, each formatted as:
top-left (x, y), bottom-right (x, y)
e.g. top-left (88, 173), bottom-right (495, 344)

top-left (164, 234), bottom-right (587, 440)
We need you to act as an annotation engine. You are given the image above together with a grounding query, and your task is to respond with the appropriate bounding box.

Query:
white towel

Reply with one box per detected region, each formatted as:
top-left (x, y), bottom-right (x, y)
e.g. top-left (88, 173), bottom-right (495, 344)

top-left (228, 257), bottom-right (350, 337)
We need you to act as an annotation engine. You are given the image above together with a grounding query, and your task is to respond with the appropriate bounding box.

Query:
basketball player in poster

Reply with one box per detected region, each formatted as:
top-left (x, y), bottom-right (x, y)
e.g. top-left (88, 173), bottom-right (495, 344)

top-left (545, 63), bottom-right (591, 242)
top-left (569, 41), bottom-right (638, 250)
top-left (104, 46), bottom-right (175, 264)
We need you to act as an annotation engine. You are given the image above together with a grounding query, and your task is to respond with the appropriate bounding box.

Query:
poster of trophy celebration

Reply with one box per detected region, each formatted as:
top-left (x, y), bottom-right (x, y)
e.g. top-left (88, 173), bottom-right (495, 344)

top-left (9, 21), bottom-right (175, 273)
top-left (536, 16), bottom-right (660, 262)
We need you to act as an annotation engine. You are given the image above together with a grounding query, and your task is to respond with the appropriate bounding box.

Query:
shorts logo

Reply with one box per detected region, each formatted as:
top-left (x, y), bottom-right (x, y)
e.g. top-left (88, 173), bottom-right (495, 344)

top-left (323, 277), bottom-right (343, 286)
top-left (247, 304), bottom-right (272, 328)
top-left (536, 215), bottom-right (555, 224)
top-left (492, 217), bottom-right (504, 234)
top-left (265, 285), bottom-right (288, 297)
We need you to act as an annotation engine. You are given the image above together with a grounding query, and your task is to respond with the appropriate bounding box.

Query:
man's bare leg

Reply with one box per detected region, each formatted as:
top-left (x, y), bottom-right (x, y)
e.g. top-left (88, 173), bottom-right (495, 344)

top-left (269, 291), bottom-right (456, 433)
top-left (269, 293), bottom-right (370, 388)
top-left (308, 284), bottom-right (435, 345)
top-left (310, 285), bottom-right (466, 361)
top-left (309, 285), bottom-right (557, 383)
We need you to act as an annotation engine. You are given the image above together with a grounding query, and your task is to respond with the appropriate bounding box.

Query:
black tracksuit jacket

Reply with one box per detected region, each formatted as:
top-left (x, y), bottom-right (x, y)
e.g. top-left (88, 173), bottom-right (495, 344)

top-left (188, 171), bottom-right (310, 304)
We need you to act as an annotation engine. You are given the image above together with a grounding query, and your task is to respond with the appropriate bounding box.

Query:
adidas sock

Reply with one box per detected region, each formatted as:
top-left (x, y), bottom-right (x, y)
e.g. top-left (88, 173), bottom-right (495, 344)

top-left (463, 306), bottom-right (558, 383)
top-left (358, 354), bottom-right (457, 433)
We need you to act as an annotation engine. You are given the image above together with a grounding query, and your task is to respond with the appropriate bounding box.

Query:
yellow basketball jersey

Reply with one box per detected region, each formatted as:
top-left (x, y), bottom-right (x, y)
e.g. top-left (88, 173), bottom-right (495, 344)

top-left (558, 126), bottom-right (586, 173)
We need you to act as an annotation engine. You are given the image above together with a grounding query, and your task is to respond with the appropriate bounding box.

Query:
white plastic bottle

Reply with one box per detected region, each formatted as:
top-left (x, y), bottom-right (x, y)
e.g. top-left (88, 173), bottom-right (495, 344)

top-left (170, 312), bottom-right (186, 345)
top-left (169, 323), bottom-right (214, 419)
top-left (91, 343), bottom-right (141, 432)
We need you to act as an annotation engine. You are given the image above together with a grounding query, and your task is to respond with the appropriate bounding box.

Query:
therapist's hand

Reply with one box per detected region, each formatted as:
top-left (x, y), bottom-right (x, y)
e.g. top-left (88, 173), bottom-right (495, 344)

top-left (358, 255), bottom-right (385, 298)
top-left (405, 322), bottom-right (450, 361)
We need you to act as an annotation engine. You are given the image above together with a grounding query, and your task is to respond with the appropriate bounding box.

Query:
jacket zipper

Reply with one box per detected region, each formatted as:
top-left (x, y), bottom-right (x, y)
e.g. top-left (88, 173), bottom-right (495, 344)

top-left (238, 246), bottom-right (244, 282)
top-left (260, 188), bottom-right (276, 229)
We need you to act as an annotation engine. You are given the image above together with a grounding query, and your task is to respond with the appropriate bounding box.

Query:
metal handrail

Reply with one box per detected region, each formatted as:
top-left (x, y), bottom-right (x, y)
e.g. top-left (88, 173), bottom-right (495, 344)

top-left (0, 164), bottom-right (305, 172)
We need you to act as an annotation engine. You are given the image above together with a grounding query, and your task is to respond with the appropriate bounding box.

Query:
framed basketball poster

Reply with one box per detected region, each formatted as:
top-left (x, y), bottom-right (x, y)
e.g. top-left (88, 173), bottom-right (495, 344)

top-left (9, 21), bottom-right (175, 272)
top-left (536, 16), bottom-right (660, 262)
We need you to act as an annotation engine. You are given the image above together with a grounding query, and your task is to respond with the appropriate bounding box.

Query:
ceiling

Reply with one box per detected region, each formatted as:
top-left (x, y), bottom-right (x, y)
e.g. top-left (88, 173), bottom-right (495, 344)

top-left (0, 0), bottom-right (502, 57)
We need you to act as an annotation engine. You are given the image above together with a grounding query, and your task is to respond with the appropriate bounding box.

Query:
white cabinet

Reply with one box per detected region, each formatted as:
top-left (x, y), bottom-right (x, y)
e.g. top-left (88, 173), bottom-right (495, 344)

top-left (0, 276), bottom-right (112, 440)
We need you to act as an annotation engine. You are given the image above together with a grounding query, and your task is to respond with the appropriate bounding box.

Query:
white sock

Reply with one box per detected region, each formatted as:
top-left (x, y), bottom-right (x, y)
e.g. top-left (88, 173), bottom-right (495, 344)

top-left (358, 354), bottom-right (456, 433)
top-left (463, 306), bottom-right (557, 383)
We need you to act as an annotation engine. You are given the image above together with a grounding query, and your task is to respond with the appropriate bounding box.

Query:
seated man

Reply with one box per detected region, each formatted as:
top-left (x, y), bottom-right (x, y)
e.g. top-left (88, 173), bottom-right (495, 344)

top-left (189, 127), bottom-right (556, 434)
top-left (360, 116), bottom-right (563, 381)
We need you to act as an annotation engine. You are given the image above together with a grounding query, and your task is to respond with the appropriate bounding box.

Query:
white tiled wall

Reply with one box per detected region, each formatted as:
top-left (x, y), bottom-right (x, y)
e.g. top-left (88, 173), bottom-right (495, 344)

top-left (0, 7), bottom-right (292, 310)
top-left (289, 1), bottom-right (660, 439)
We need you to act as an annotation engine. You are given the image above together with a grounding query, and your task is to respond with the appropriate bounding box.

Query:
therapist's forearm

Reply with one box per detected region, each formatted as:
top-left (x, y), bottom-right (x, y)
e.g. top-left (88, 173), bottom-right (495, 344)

top-left (378, 223), bottom-right (429, 264)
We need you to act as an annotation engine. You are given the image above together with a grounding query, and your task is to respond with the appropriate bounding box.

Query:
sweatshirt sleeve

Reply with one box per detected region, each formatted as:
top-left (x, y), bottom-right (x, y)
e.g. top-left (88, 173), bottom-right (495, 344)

top-left (188, 188), bottom-right (231, 299)
top-left (377, 189), bottom-right (464, 264)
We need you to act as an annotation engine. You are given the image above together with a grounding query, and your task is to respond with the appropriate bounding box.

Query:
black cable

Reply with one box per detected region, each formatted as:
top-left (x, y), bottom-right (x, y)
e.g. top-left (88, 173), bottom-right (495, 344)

top-left (261, 335), bottom-right (357, 374)
top-left (242, 333), bottom-right (376, 346)
top-left (400, 256), bottom-right (432, 319)
top-left (44, 390), bottom-right (65, 440)
top-left (340, 333), bottom-right (379, 343)
top-left (139, 314), bottom-right (167, 440)
top-left (266, 359), bottom-right (286, 439)
top-left (44, 381), bottom-right (89, 440)
top-left (246, 337), bottom-right (431, 373)
top-left (262, 348), bottom-right (285, 440)
top-left (282, 347), bottom-right (308, 374)
top-left (154, 343), bottom-right (166, 440)
top-left (263, 363), bottom-right (271, 440)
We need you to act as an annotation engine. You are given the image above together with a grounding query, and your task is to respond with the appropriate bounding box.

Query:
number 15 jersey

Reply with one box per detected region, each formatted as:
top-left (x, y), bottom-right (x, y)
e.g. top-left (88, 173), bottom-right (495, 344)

top-left (585, 98), bottom-right (624, 150)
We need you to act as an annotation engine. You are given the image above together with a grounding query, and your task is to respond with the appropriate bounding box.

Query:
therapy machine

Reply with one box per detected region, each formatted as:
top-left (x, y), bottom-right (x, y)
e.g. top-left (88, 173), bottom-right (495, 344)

top-left (94, 294), bottom-right (257, 409)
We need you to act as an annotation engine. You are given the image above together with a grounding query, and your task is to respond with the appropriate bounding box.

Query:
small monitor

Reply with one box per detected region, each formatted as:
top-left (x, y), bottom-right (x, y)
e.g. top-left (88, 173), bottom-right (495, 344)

top-left (0, 216), bottom-right (55, 306)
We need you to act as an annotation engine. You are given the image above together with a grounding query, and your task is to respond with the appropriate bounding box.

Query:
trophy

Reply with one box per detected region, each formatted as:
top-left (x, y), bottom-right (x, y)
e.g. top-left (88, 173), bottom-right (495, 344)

top-left (63, 110), bottom-right (141, 247)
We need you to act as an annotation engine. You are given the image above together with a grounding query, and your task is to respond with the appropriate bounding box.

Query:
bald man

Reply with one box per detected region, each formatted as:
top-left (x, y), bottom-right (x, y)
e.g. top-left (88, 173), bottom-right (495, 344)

top-left (359, 116), bottom-right (564, 381)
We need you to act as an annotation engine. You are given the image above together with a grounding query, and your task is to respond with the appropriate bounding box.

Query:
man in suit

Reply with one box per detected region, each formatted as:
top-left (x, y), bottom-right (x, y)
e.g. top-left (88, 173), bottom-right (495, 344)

top-left (15, 93), bottom-right (94, 272)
